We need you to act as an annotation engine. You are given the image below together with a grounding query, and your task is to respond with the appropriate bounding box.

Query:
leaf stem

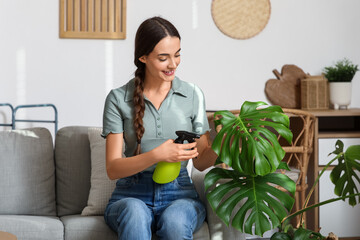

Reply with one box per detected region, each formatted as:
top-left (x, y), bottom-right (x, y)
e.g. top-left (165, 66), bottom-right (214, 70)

top-left (299, 153), bottom-right (343, 226)
top-left (284, 192), bottom-right (360, 223)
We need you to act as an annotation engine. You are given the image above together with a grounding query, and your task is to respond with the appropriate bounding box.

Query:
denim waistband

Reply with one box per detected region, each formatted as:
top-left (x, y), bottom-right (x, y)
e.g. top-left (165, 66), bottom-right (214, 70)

top-left (108, 167), bottom-right (197, 209)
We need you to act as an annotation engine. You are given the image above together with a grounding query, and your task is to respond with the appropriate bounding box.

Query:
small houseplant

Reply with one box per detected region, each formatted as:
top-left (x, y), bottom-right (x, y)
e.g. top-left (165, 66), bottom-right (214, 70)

top-left (204, 101), bottom-right (360, 238)
top-left (323, 58), bottom-right (359, 109)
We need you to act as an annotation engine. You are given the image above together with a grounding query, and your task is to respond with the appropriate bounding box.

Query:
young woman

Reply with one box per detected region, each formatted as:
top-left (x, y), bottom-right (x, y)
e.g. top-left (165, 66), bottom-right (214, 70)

top-left (102, 16), bottom-right (217, 240)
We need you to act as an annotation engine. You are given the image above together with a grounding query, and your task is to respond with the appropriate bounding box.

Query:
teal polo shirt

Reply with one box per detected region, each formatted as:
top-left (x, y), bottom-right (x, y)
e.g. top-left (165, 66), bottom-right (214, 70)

top-left (102, 76), bottom-right (210, 172)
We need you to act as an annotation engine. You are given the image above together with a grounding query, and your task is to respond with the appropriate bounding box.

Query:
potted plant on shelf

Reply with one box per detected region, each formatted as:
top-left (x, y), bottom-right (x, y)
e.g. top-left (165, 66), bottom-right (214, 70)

top-left (204, 101), bottom-right (360, 239)
top-left (323, 58), bottom-right (358, 110)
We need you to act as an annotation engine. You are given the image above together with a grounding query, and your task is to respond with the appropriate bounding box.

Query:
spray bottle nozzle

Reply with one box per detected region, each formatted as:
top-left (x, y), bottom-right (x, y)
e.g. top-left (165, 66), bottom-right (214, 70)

top-left (174, 131), bottom-right (200, 144)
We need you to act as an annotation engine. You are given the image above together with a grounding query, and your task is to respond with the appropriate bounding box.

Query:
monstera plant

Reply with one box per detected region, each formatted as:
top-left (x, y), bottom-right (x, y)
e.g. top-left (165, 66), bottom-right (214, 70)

top-left (204, 100), bottom-right (360, 238)
top-left (204, 101), bottom-right (296, 236)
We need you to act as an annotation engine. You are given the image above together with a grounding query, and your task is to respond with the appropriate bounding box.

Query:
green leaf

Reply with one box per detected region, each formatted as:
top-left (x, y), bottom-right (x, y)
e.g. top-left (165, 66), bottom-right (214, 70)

top-left (270, 227), bottom-right (325, 240)
top-left (330, 144), bottom-right (360, 206)
top-left (282, 193), bottom-right (360, 224)
top-left (277, 162), bottom-right (291, 171)
top-left (328, 139), bottom-right (344, 156)
top-left (205, 168), bottom-right (296, 236)
top-left (293, 227), bottom-right (325, 240)
top-left (270, 232), bottom-right (291, 240)
top-left (212, 101), bottom-right (293, 176)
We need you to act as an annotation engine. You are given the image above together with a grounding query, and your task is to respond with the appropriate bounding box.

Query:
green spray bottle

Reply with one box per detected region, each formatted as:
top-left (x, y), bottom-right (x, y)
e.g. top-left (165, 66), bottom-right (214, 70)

top-left (152, 131), bottom-right (200, 184)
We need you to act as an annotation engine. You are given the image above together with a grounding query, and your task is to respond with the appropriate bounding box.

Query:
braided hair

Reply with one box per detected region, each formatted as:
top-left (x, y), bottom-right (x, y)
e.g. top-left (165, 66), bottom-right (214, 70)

top-left (133, 17), bottom-right (181, 155)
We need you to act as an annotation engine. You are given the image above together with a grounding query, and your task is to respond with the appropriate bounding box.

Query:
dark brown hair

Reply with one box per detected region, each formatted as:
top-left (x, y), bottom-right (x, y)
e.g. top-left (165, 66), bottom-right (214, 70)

top-left (133, 16), bottom-right (181, 155)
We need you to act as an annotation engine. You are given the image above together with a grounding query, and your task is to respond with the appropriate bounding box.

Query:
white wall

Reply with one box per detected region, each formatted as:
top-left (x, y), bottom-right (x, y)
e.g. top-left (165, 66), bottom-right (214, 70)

top-left (1, 0), bottom-right (360, 134)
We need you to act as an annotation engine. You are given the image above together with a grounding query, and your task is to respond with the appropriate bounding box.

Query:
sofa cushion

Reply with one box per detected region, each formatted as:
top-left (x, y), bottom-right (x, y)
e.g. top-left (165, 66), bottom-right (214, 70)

top-left (81, 127), bottom-right (116, 216)
top-left (276, 167), bottom-right (301, 183)
top-left (55, 126), bottom-right (92, 216)
top-left (0, 215), bottom-right (63, 240)
top-left (61, 215), bottom-right (210, 240)
top-left (61, 215), bottom-right (117, 240)
top-left (0, 128), bottom-right (56, 215)
top-left (190, 222), bottom-right (210, 240)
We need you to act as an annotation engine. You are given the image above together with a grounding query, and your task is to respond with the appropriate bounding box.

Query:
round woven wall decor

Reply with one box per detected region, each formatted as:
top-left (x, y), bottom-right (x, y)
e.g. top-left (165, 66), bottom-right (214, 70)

top-left (211, 0), bottom-right (271, 39)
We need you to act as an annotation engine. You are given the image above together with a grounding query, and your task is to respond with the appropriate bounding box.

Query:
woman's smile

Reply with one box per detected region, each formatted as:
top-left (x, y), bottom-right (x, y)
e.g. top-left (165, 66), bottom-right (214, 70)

top-left (163, 70), bottom-right (175, 76)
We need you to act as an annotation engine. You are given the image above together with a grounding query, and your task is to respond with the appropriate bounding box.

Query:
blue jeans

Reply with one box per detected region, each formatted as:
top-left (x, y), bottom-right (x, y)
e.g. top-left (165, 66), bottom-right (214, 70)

top-left (104, 169), bottom-right (206, 240)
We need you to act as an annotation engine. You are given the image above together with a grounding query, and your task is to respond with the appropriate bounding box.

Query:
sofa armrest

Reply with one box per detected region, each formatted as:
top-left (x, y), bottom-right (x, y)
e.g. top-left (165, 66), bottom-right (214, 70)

top-left (191, 166), bottom-right (247, 240)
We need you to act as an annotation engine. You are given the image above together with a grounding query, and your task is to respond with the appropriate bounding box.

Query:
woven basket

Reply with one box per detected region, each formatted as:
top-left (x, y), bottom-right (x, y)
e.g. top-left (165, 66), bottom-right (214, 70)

top-left (301, 75), bottom-right (329, 110)
top-left (211, 0), bottom-right (271, 39)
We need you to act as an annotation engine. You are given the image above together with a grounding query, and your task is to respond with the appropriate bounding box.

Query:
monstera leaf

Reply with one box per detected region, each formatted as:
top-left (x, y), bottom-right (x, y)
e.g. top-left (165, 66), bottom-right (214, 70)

top-left (212, 101), bottom-right (293, 176)
top-left (205, 101), bottom-right (295, 236)
top-left (330, 140), bottom-right (360, 206)
top-left (205, 167), bottom-right (295, 236)
top-left (271, 227), bottom-right (325, 240)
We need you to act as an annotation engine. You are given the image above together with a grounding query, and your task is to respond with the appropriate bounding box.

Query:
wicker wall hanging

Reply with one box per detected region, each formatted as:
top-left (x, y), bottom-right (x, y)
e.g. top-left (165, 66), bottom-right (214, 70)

top-left (211, 0), bottom-right (271, 39)
top-left (60, 0), bottom-right (126, 39)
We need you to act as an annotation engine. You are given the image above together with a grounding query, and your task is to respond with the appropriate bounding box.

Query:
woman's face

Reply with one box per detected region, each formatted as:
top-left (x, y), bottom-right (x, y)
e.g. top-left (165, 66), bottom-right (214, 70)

top-left (139, 36), bottom-right (181, 83)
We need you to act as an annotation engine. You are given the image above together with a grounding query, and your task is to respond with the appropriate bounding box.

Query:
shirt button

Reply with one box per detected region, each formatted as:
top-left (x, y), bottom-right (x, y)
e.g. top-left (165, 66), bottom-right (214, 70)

top-left (158, 132), bottom-right (161, 136)
top-left (157, 117), bottom-right (160, 121)
top-left (157, 125), bottom-right (161, 128)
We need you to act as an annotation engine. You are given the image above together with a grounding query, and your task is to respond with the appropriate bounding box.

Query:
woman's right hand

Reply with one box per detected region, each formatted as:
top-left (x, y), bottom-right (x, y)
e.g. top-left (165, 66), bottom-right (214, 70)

top-left (153, 139), bottom-right (199, 163)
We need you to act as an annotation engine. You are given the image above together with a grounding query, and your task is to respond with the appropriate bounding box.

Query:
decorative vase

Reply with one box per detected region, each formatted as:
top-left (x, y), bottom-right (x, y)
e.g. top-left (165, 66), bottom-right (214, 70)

top-left (329, 82), bottom-right (352, 110)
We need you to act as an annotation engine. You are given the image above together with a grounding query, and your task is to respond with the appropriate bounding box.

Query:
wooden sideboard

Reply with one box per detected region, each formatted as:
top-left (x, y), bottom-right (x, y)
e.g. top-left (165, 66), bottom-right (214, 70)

top-left (306, 109), bottom-right (360, 239)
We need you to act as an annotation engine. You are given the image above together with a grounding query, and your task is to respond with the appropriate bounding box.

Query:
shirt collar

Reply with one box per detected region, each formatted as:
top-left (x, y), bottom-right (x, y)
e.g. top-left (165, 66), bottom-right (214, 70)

top-left (171, 77), bottom-right (188, 97)
top-left (124, 79), bottom-right (135, 102)
top-left (124, 76), bottom-right (187, 102)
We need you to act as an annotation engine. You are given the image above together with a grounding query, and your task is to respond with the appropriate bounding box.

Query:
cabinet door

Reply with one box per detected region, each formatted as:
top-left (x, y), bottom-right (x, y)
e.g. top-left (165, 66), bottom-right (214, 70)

top-left (319, 170), bottom-right (360, 237)
top-left (318, 138), bottom-right (360, 166)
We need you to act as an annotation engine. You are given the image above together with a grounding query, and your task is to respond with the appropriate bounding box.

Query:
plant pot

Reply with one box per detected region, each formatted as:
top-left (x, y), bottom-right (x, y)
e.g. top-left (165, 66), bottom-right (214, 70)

top-left (329, 82), bottom-right (352, 110)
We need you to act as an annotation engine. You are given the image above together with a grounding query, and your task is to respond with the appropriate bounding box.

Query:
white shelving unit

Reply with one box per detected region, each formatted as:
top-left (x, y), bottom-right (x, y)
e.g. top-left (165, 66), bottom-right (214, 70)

top-left (308, 109), bottom-right (360, 239)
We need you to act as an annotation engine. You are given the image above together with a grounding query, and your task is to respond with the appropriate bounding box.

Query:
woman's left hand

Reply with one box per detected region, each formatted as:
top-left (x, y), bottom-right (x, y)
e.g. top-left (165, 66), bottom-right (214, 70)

top-left (192, 132), bottom-right (218, 171)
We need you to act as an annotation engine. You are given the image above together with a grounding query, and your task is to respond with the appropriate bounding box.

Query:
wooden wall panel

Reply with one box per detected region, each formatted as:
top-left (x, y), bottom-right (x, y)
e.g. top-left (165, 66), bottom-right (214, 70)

top-left (60, 0), bottom-right (126, 39)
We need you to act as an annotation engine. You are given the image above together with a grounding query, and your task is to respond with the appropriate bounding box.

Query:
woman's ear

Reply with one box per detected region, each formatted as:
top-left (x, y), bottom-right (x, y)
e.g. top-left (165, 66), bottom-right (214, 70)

top-left (139, 56), bottom-right (147, 64)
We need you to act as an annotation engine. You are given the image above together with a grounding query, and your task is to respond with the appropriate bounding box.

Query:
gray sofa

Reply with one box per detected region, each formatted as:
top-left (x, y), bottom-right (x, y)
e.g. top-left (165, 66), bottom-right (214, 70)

top-left (0, 126), bottom-right (246, 240)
